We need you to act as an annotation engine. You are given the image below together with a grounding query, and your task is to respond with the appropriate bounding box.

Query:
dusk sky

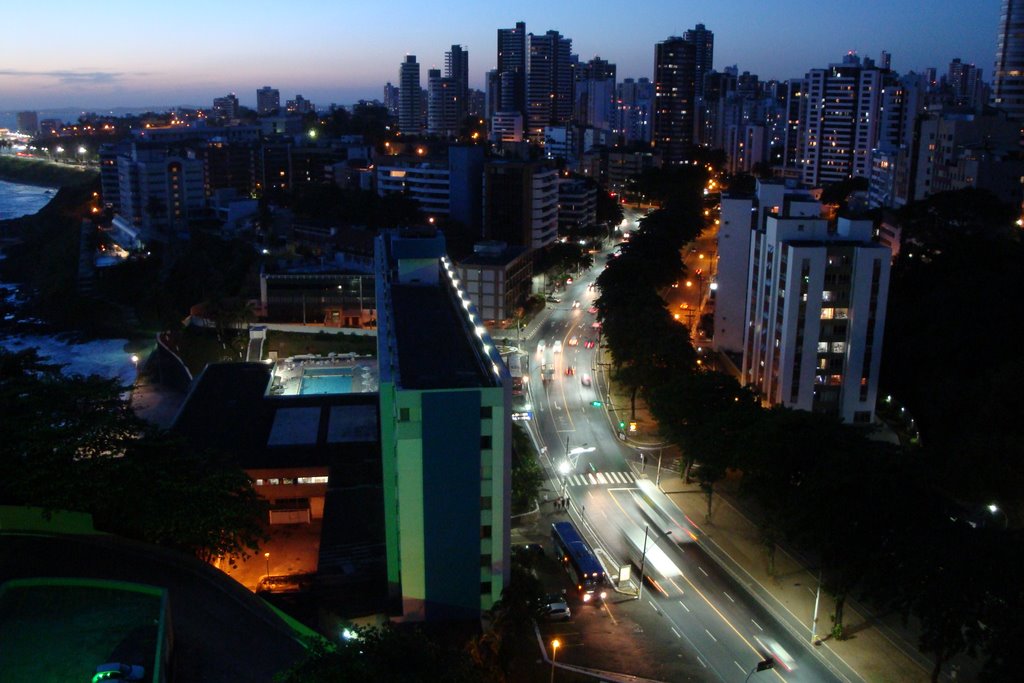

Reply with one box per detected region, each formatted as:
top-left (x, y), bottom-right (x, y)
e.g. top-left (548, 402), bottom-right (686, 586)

top-left (0, 0), bottom-right (1002, 111)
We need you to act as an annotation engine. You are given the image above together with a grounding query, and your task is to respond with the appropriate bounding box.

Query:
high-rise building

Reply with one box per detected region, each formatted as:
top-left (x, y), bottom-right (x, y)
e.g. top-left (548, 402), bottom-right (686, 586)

top-left (15, 111), bottom-right (38, 135)
top-left (948, 58), bottom-right (984, 107)
top-left (497, 21), bottom-right (527, 116)
top-left (993, 0), bottom-right (1024, 120)
top-left (445, 45), bottom-right (469, 121)
top-left (683, 23), bottom-right (714, 99)
top-left (525, 30), bottom-right (573, 143)
top-left (256, 86), bottom-right (280, 116)
top-left (574, 57), bottom-right (616, 131)
top-left (483, 160), bottom-right (559, 249)
top-left (427, 69), bottom-right (461, 138)
top-left (615, 78), bottom-right (654, 143)
top-left (740, 180), bottom-right (890, 424)
top-left (399, 55), bottom-right (423, 134)
top-left (799, 53), bottom-right (889, 185)
top-left (212, 94), bottom-right (239, 120)
top-left (653, 36), bottom-right (697, 164)
top-left (384, 82), bottom-right (400, 116)
top-left (376, 229), bottom-right (511, 620)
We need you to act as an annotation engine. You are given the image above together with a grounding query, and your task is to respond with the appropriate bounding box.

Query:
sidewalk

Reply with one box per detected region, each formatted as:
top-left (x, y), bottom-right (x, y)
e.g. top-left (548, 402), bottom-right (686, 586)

top-left (657, 474), bottom-right (930, 683)
top-left (601, 372), bottom-right (935, 683)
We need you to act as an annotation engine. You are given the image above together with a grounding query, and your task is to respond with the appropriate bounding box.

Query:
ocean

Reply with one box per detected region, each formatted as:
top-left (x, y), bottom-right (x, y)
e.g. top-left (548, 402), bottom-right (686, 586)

top-left (0, 179), bottom-right (57, 220)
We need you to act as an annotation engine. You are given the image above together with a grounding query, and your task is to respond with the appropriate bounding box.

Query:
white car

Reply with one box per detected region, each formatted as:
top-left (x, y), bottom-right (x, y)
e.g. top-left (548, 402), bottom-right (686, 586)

top-left (552, 340), bottom-right (563, 354)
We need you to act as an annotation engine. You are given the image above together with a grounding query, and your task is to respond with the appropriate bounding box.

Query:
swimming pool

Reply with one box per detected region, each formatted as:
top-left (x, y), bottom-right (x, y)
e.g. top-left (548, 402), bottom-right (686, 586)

top-left (299, 372), bottom-right (353, 395)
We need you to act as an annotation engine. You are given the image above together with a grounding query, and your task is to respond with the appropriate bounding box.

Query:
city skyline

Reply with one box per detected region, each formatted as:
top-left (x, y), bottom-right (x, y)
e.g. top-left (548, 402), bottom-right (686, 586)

top-left (1, 0), bottom-right (1001, 110)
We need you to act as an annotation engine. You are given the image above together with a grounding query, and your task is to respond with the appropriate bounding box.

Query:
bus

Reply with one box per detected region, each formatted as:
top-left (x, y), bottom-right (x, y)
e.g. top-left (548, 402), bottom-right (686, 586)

top-left (551, 521), bottom-right (607, 603)
top-left (506, 352), bottom-right (524, 396)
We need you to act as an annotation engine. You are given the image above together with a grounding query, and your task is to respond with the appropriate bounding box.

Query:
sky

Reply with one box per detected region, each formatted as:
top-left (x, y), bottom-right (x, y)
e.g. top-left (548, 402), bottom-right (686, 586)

top-left (0, 0), bottom-right (1002, 111)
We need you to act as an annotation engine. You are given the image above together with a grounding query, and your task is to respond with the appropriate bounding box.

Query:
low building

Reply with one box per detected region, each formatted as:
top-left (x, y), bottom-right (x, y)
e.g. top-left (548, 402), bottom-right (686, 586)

top-left (558, 178), bottom-right (597, 234)
top-left (454, 241), bottom-right (532, 323)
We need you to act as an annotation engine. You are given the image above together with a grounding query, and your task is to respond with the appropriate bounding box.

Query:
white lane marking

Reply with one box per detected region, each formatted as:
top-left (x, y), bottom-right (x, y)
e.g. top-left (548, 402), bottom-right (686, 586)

top-left (723, 591), bottom-right (735, 603)
top-left (698, 566), bottom-right (709, 577)
top-left (751, 618), bottom-right (763, 631)
top-left (705, 629), bottom-right (718, 643)
top-left (697, 658), bottom-right (708, 668)
top-left (671, 626), bottom-right (681, 639)
top-left (596, 472), bottom-right (608, 484)
top-left (678, 600), bottom-right (690, 613)
top-left (806, 586), bottom-right (816, 596)
top-left (734, 661), bottom-right (745, 673)
top-left (648, 600), bottom-right (659, 612)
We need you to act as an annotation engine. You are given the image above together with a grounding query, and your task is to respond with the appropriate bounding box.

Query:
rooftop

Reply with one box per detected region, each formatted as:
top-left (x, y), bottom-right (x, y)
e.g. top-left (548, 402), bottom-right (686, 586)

top-left (391, 284), bottom-right (492, 390)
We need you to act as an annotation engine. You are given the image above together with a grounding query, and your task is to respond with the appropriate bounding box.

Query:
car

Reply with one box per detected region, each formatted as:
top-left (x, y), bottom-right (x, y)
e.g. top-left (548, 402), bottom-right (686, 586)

top-left (584, 339), bottom-right (595, 349)
top-left (564, 365), bottom-right (575, 376)
top-left (571, 300), bottom-right (581, 309)
top-left (546, 295), bottom-right (562, 303)
top-left (540, 594), bottom-right (572, 621)
top-left (568, 336), bottom-right (578, 346)
top-left (581, 374), bottom-right (592, 386)
top-left (552, 340), bottom-right (562, 354)
top-left (588, 306), bottom-right (598, 314)
top-left (93, 663), bottom-right (145, 682)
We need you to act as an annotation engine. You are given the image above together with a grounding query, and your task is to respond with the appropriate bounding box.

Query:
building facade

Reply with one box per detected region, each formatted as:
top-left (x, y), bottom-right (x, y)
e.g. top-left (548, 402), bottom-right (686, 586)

top-left (483, 160), bottom-right (559, 249)
top-left (256, 86), bottom-right (280, 116)
top-left (376, 230), bottom-right (511, 620)
top-left (653, 36), bottom-right (697, 164)
top-left (741, 191), bottom-right (890, 424)
top-left (399, 56), bottom-right (423, 134)
top-left (992, 0), bottom-right (1024, 120)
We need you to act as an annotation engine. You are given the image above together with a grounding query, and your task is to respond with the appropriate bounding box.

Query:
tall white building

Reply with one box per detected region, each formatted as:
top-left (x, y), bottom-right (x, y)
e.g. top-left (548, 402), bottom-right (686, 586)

top-left (399, 55), bottom-right (422, 134)
top-left (741, 183), bottom-right (890, 424)
top-left (800, 54), bottom-right (887, 186)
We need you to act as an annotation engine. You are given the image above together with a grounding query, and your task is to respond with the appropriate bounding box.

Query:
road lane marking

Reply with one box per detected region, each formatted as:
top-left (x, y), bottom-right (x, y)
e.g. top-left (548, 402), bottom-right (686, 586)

top-left (723, 591), bottom-right (735, 603)
top-left (699, 566), bottom-right (709, 577)
top-left (671, 626), bottom-right (681, 639)
top-left (698, 657), bottom-right (707, 668)
top-left (806, 586), bottom-right (816, 596)
top-left (734, 661), bottom-right (745, 673)
top-left (678, 600), bottom-right (690, 613)
top-left (602, 600), bottom-right (618, 625)
top-left (751, 618), bottom-right (763, 631)
top-left (705, 629), bottom-right (718, 643)
top-left (648, 600), bottom-right (659, 613)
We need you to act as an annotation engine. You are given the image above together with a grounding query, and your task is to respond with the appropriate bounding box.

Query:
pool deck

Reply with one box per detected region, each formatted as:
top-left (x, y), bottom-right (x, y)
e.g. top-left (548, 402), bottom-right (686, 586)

top-left (269, 353), bottom-right (378, 396)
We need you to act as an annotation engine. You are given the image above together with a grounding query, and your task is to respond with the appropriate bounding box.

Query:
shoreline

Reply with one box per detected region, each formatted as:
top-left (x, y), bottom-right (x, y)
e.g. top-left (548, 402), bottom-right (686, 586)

top-left (0, 174), bottom-right (60, 190)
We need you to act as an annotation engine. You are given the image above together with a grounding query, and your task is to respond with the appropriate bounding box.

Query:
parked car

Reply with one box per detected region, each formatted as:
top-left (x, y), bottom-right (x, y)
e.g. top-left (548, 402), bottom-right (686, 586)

top-left (93, 663), bottom-right (145, 682)
top-left (540, 594), bottom-right (571, 621)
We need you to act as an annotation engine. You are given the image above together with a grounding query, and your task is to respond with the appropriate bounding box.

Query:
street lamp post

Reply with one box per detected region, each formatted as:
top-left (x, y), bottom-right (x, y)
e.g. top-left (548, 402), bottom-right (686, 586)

top-left (637, 525), bottom-right (671, 600)
top-left (264, 551), bottom-right (271, 579)
top-left (130, 354), bottom-right (139, 387)
top-left (550, 639), bottom-right (560, 683)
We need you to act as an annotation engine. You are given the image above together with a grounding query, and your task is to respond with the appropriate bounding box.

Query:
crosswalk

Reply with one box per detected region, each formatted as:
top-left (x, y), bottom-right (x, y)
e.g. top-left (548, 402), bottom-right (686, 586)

top-left (563, 470), bottom-right (637, 487)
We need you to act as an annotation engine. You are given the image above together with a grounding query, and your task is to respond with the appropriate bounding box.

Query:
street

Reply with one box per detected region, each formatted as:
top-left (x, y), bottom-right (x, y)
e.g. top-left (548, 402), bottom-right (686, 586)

top-left (513, 211), bottom-right (851, 683)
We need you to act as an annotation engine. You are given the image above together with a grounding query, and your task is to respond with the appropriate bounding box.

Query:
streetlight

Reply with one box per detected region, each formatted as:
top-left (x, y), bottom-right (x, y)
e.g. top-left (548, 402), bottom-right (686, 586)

top-left (264, 551), bottom-right (271, 579)
top-left (130, 354), bottom-right (139, 387)
top-left (558, 460), bottom-right (571, 499)
top-left (550, 639), bottom-right (560, 683)
top-left (743, 657), bottom-right (776, 681)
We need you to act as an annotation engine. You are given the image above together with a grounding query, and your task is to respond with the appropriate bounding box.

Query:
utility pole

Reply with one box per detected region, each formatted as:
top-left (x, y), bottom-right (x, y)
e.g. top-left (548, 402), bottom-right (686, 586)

top-left (811, 569), bottom-right (823, 643)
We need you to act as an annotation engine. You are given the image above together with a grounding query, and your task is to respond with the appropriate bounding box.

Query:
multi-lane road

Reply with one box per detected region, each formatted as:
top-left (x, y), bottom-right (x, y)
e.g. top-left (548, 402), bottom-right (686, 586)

top-left (516, 211), bottom-right (851, 683)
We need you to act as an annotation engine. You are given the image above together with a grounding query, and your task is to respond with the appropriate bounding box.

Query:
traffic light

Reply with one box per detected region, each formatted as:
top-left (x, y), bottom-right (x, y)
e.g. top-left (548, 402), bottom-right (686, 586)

top-left (628, 421), bottom-right (638, 432)
top-left (618, 420), bottom-right (626, 430)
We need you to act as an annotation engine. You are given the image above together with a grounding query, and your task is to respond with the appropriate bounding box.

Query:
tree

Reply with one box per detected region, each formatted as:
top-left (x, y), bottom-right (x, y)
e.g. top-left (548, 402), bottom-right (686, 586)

top-left (470, 565), bottom-right (546, 681)
top-left (510, 424), bottom-right (543, 514)
top-left (0, 348), bottom-right (267, 563)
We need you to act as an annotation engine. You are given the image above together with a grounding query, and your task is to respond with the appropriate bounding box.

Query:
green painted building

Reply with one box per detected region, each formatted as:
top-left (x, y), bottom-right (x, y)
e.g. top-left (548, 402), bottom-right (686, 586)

top-left (376, 230), bottom-right (512, 620)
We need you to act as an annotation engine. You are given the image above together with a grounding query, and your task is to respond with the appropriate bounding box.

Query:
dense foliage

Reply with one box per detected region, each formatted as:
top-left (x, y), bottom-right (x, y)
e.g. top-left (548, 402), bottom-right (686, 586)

top-left (0, 348), bottom-right (267, 562)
